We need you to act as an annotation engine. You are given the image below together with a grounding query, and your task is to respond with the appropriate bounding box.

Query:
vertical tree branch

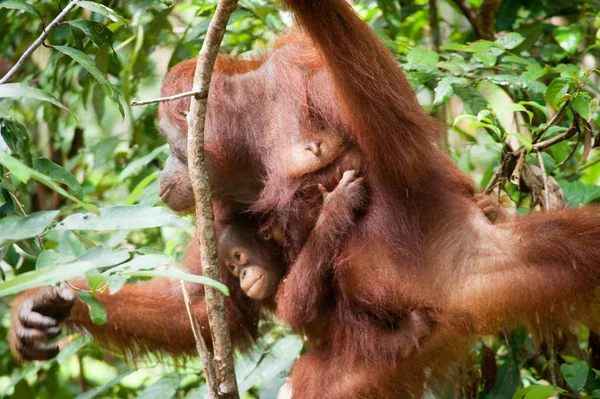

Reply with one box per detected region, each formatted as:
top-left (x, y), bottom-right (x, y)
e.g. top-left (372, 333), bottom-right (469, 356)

top-left (428, 0), bottom-right (441, 50)
top-left (186, 1), bottom-right (240, 398)
top-left (449, 0), bottom-right (500, 40)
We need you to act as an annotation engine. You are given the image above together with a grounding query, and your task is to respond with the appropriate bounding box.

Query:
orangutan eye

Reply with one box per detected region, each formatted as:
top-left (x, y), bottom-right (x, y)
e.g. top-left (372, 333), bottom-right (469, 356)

top-left (233, 251), bottom-right (248, 265)
top-left (227, 263), bottom-right (239, 277)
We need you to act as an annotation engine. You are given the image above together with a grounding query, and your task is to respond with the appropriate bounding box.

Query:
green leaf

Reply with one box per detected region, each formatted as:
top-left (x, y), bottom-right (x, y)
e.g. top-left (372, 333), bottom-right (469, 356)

top-left (54, 45), bottom-right (109, 86)
top-left (572, 95), bottom-right (590, 120)
top-left (0, 247), bottom-right (131, 297)
top-left (495, 32), bottom-right (525, 50)
top-left (77, 1), bottom-right (127, 25)
top-left (439, 43), bottom-right (467, 51)
top-left (56, 336), bottom-right (91, 364)
top-left (126, 171), bottom-right (160, 205)
top-left (467, 121), bottom-right (502, 139)
top-left (484, 75), bottom-right (547, 97)
top-left (78, 291), bottom-right (107, 325)
top-left (509, 133), bottom-right (532, 152)
top-left (33, 158), bottom-right (83, 199)
top-left (553, 25), bottom-right (582, 55)
top-left (0, 152), bottom-right (98, 214)
top-left (74, 371), bottom-right (134, 399)
top-left (545, 77), bottom-right (571, 110)
top-left (56, 206), bottom-right (191, 231)
top-left (119, 269), bottom-right (230, 296)
top-left (106, 254), bottom-right (171, 273)
top-left (558, 180), bottom-right (600, 206)
top-left (35, 250), bottom-right (75, 270)
top-left (455, 86), bottom-right (490, 115)
top-left (0, 83), bottom-right (68, 111)
top-left (137, 375), bottom-right (180, 399)
top-left (118, 144), bottom-right (168, 182)
top-left (0, 0), bottom-right (42, 18)
top-left (561, 360), bottom-right (589, 392)
top-left (519, 101), bottom-right (549, 120)
top-left (473, 51), bottom-right (497, 67)
top-left (513, 384), bottom-right (563, 399)
top-left (406, 48), bottom-right (439, 68)
top-left (0, 151), bottom-right (31, 181)
top-left (466, 41), bottom-right (496, 53)
top-left (0, 211), bottom-right (59, 243)
top-left (501, 55), bottom-right (534, 65)
top-left (238, 335), bottom-right (303, 393)
top-left (64, 20), bottom-right (115, 49)
top-left (499, 103), bottom-right (534, 123)
top-left (434, 76), bottom-right (468, 108)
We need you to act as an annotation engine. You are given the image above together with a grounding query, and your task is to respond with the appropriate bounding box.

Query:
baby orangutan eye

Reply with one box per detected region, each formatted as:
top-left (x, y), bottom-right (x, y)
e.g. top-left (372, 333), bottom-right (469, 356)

top-left (227, 263), bottom-right (239, 277)
top-left (233, 251), bottom-right (248, 265)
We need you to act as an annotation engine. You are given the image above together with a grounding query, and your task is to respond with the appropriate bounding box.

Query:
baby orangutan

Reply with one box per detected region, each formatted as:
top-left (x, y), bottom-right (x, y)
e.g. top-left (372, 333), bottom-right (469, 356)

top-left (218, 216), bottom-right (285, 301)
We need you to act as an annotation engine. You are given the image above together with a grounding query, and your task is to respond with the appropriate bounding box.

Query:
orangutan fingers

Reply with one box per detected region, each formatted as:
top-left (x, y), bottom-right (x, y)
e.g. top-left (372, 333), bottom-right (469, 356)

top-left (16, 324), bottom-right (60, 343)
top-left (26, 285), bottom-right (75, 323)
top-left (19, 305), bottom-right (59, 329)
top-left (16, 339), bottom-right (60, 361)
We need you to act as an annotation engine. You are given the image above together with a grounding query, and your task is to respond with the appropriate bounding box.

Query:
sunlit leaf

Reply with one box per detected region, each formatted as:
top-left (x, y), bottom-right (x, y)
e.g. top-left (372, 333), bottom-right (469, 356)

top-left (65, 20), bottom-right (115, 49)
top-left (78, 291), bottom-right (107, 325)
top-left (513, 384), bottom-right (565, 399)
top-left (33, 157), bottom-right (83, 199)
top-left (545, 77), bottom-right (571, 110)
top-left (406, 47), bottom-right (439, 68)
top-left (434, 76), bottom-right (468, 108)
top-left (553, 25), bottom-right (582, 55)
top-left (0, 211), bottom-right (59, 243)
top-left (484, 75), bottom-right (547, 97)
top-left (54, 45), bottom-right (109, 86)
top-left (77, 1), bottom-right (127, 25)
top-left (499, 103), bottom-right (534, 123)
top-left (495, 32), bottom-right (525, 50)
top-left (0, 83), bottom-right (67, 111)
top-left (56, 206), bottom-right (190, 230)
top-left (519, 101), bottom-right (549, 120)
top-left (118, 144), bottom-right (168, 182)
top-left (0, 247), bottom-right (130, 297)
top-left (0, 0), bottom-right (41, 18)
top-left (118, 269), bottom-right (229, 296)
top-left (35, 250), bottom-right (75, 270)
top-left (137, 375), bottom-right (180, 399)
top-left (0, 152), bottom-right (98, 214)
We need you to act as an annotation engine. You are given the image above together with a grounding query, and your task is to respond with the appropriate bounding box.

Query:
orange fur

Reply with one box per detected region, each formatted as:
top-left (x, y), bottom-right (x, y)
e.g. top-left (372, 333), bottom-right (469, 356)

top-left (12, 2), bottom-right (600, 397)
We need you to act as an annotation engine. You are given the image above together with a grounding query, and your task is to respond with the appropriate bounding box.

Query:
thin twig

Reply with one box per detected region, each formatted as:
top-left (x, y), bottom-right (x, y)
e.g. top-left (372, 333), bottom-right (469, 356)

top-left (186, 0), bottom-right (240, 398)
top-left (130, 90), bottom-right (204, 106)
top-left (548, 334), bottom-right (559, 398)
top-left (532, 100), bottom-right (571, 144)
top-left (510, 151), bottom-right (525, 187)
top-left (180, 281), bottom-right (218, 393)
top-left (532, 123), bottom-right (578, 152)
top-left (483, 155), bottom-right (507, 194)
top-left (8, 192), bottom-right (44, 250)
top-left (578, 157), bottom-right (600, 172)
top-left (537, 151), bottom-right (550, 211)
top-left (0, 0), bottom-right (81, 85)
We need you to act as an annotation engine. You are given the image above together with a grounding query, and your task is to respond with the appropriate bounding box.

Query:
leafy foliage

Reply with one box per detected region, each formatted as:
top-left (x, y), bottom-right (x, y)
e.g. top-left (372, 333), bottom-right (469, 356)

top-left (0, 0), bottom-right (599, 398)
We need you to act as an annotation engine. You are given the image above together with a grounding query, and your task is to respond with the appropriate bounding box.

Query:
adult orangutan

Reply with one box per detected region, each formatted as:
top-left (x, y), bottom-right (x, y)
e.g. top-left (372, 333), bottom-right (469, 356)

top-left (11, 0), bottom-right (600, 397)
